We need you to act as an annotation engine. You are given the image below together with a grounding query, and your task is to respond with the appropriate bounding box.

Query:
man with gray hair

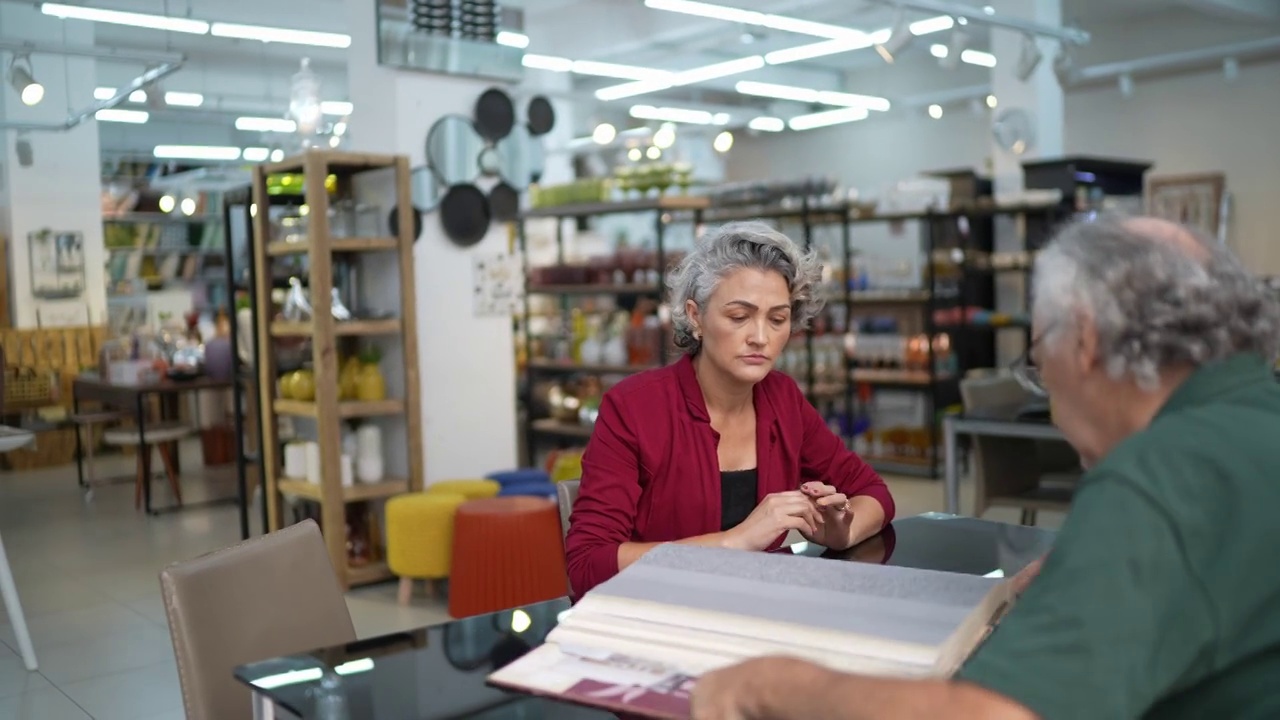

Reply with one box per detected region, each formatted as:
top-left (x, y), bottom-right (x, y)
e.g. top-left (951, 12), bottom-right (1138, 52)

top-left (691, 215), bottom-right (1280, 719)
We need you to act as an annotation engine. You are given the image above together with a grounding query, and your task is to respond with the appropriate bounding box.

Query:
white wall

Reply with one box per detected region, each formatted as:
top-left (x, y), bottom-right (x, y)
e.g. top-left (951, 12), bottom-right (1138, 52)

top-left (0, 5), bottom-right (106, 328)
top-left (727, 57), bottom-right (1280, 273)
top-left (347, 5), bottom-right (518, 482)
top-left (1064, 61), bottom-right (1280, 271)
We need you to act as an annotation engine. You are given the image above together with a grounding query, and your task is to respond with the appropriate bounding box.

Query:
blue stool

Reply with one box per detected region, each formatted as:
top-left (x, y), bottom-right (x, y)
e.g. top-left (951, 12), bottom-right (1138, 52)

top-left (497, 481), bottom-right (557, 499)
top-left (486, 468), bottom-right (551, 487)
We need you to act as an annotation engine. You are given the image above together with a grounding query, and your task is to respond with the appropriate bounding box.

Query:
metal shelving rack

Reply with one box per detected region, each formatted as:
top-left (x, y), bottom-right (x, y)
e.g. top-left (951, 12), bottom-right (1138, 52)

top-left (515, 196), bottom-right (707, 462)
top-left (510, 191), bottom-right (1066, 478)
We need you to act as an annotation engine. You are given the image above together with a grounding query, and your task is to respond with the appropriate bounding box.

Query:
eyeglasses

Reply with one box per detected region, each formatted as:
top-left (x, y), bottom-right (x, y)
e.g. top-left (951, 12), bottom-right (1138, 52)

top-left (1009, 330), bottom-right (1049, 397)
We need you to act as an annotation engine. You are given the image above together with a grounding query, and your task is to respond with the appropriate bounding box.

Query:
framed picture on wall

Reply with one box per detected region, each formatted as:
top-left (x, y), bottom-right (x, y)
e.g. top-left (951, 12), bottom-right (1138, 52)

top-left (28, 228), bottom-right (86, 300)
top-left (1146, 173), bottom-right (1227, 242)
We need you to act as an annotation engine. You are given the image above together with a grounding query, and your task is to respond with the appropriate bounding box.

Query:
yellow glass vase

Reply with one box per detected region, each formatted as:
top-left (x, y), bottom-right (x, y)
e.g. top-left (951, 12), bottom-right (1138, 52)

top-left (355, 362), bottom-right (386, 401)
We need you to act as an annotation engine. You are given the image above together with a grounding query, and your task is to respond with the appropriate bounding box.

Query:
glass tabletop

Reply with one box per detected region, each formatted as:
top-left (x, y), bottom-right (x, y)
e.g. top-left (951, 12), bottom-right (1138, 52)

top-left (234, 514), bottom-right (1055, 719)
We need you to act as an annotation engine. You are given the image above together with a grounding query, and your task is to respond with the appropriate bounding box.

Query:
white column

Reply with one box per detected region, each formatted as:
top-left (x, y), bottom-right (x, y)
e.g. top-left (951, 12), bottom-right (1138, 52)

top-left (988, 0), bottom-right (1064, 360)
top-left (988, 0), bottom-right (1065, 200)
top-left (0, 4), bottom-right (105, 328)
top-left (345, 7), bottom-right (519, 481)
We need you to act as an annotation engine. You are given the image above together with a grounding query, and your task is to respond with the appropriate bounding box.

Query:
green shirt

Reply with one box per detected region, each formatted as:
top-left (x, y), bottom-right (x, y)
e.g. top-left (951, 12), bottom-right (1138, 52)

top-left (957, 354), bottom-right (1280, 720)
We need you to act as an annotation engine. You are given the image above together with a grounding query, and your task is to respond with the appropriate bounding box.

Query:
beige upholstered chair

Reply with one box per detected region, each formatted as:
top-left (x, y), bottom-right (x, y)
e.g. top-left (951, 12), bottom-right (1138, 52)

top-left (159, 520), bottom-right (356, 719)
top-left (556, 479), bottom-right (580, 539)
top-left (960, 374), bottom-right (1082, 525)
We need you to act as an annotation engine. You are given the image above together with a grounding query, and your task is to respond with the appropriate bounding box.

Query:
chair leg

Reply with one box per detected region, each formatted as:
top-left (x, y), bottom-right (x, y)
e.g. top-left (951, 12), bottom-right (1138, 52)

top-left (134, 447), bottom-right (146, 511)
top-left (0, 533), bottom-right (37, 671)
top-left (157, 443), bottom-right (183, 506)
top-left (398, 577), bottom-right (414, 606)
top-left (1020, 508), bottom-right (1038, 526)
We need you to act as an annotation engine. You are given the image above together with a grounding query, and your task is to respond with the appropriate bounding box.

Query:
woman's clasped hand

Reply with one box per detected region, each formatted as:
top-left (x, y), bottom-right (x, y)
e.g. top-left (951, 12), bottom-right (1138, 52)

top-left (721, 481), bottom-right (854, 551)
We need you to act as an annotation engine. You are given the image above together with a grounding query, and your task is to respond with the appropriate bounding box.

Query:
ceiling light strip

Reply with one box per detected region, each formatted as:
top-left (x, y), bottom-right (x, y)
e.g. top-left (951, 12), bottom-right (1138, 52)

top-left (236, 117), bottom-right (298, 133)
top-left (594, 14), bottom-right (951, 102)
top-left (748, 116), bottom-right (785, 132)
top-left (153, 145), bottom-right (242, 161)
top-left (735, 81), bottom-right (891, 111)
top-left (597, 55), bottom-right (764, 101)
top-left (644, 0), bottom-right (864, 40)
top-left (788, 106), bottom-right (869, 131)
top-left (41, 2), bottom-right (209, 33)
top-left (164, 91), bottom-right (204, 107)
top-left (42, 4), bottom-right (351, 49)
top-left (930, 45), bottom-right (999, 67)
top-left (209, 22), bottom-right (351, 48)
top-left (629, 104), bottom-right (721, 125)
top-left (95, 108), bottom-right (149, 124)
top-left (496, 31), bottom-right (529, 49)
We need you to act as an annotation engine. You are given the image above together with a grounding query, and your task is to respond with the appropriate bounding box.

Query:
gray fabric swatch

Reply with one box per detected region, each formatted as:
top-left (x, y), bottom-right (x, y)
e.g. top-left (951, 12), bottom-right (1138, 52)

top-left (591, 544), bottom-right (1001, 648)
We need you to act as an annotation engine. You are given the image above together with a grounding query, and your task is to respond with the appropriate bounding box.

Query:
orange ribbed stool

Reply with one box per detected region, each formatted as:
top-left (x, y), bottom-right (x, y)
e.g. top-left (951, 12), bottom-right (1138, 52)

top-left (448, 497), bottom-right (568, 618)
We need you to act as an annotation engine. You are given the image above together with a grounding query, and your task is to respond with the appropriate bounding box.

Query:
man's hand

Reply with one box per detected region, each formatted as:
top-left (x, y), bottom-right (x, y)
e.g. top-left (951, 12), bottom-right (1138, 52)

top-left (1010, 556), bottom-right (1045, 596)
top-left (691, 657), bottom-right (823, 720)
top-left (692, 657), bottom-right (1039, 720)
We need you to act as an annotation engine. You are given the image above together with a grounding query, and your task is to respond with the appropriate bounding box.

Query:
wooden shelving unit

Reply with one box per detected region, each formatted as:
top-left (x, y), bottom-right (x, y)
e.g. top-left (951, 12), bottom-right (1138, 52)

top-left (251, 150), bottom-right (423, 589)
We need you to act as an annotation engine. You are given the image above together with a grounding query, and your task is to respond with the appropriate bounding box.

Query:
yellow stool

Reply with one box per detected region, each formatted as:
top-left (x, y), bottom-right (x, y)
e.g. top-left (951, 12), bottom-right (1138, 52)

top-left (549, 451), bottom-right (583, 484)
top-left (425, 479), bottom-right (501, 501)
top-left (386, 492), bottom-right (468, 605)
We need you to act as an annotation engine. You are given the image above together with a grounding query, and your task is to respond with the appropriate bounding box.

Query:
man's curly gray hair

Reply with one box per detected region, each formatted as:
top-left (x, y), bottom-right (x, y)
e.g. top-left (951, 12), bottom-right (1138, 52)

top-left (1032, 214), bottom-right (1280, 390)
top-left (667, 220), bottom-right (824, 354)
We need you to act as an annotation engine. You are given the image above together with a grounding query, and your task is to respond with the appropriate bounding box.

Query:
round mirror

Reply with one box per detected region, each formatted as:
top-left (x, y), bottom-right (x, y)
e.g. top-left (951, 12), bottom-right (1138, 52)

top-left (426, 115), bottom-right (486, 185)
top-left (496, 126), bottom-right (546, 191)
top-left (478, 147), bottom-right (502, 177)
top-left (409, 165), bottom-right (441, 212)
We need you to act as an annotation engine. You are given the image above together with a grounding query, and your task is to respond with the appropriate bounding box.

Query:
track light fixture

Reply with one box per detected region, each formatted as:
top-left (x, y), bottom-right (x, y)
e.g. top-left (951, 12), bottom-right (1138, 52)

top-left (1052, 42), bottom-right (1075, 85)
top-left (8, 55), bottom-right (44, 106)
top-left (940, 22), bottom-right (968, 70)
top-left (1223, 57), bottom-right (1239, 82)
top-left (1118, 73), bottom-right (1134, 99)
top-left (874, 8), bottom-right (913, 64)
top-left (1016, 34), bottom-right (1042, 81)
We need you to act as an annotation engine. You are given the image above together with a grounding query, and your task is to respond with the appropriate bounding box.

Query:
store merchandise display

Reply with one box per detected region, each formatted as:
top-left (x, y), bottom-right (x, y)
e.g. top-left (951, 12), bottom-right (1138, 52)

top-left (250, 150), bottom-right (424, 589)
top-left (514, 166), bottom-right (1088, 476)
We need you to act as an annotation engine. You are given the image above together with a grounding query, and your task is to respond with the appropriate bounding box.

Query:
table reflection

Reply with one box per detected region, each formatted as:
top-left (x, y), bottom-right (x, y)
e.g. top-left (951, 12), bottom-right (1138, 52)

top-left (235, 514), bottom-right (1056, 720)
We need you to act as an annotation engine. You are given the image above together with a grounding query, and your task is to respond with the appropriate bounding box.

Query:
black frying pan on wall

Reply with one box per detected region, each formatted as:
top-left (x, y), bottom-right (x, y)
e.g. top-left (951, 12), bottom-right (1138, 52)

top-left (439, 183), bottom-right (491, 247)
top-left (488, 182), bottom-right (519, 222)
top-left (526, 96), bottom-right (555, 136)
top-left (474, 87), bottom-right (516, 142)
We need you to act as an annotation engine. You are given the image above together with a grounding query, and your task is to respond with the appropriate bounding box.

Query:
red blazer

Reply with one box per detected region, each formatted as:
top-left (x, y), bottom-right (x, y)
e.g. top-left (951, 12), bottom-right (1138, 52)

top-left (564, 354), bottom-right (895, 597)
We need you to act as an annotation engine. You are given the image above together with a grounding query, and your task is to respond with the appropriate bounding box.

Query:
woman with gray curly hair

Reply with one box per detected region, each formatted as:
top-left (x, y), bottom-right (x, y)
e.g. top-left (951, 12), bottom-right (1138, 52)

top-left (565, 221), bottom-right (894, 598)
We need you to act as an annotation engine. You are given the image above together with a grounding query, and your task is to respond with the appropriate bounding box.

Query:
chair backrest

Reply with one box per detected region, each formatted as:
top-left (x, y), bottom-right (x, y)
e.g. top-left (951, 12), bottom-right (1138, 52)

top-left (556, 479), bottom-right (580, 539)
top-left (159, 520), bottom-right (357, 720)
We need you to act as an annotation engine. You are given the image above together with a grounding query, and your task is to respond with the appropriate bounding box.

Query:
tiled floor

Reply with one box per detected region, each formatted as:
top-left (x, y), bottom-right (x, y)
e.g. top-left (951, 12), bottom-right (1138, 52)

top-left (0, 441), bottom-right (1063, 719)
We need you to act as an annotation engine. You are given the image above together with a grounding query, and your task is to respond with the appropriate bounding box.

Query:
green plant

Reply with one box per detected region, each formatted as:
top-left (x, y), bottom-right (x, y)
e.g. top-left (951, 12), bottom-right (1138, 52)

top-left (359, 345), bottom-right (382, 364)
